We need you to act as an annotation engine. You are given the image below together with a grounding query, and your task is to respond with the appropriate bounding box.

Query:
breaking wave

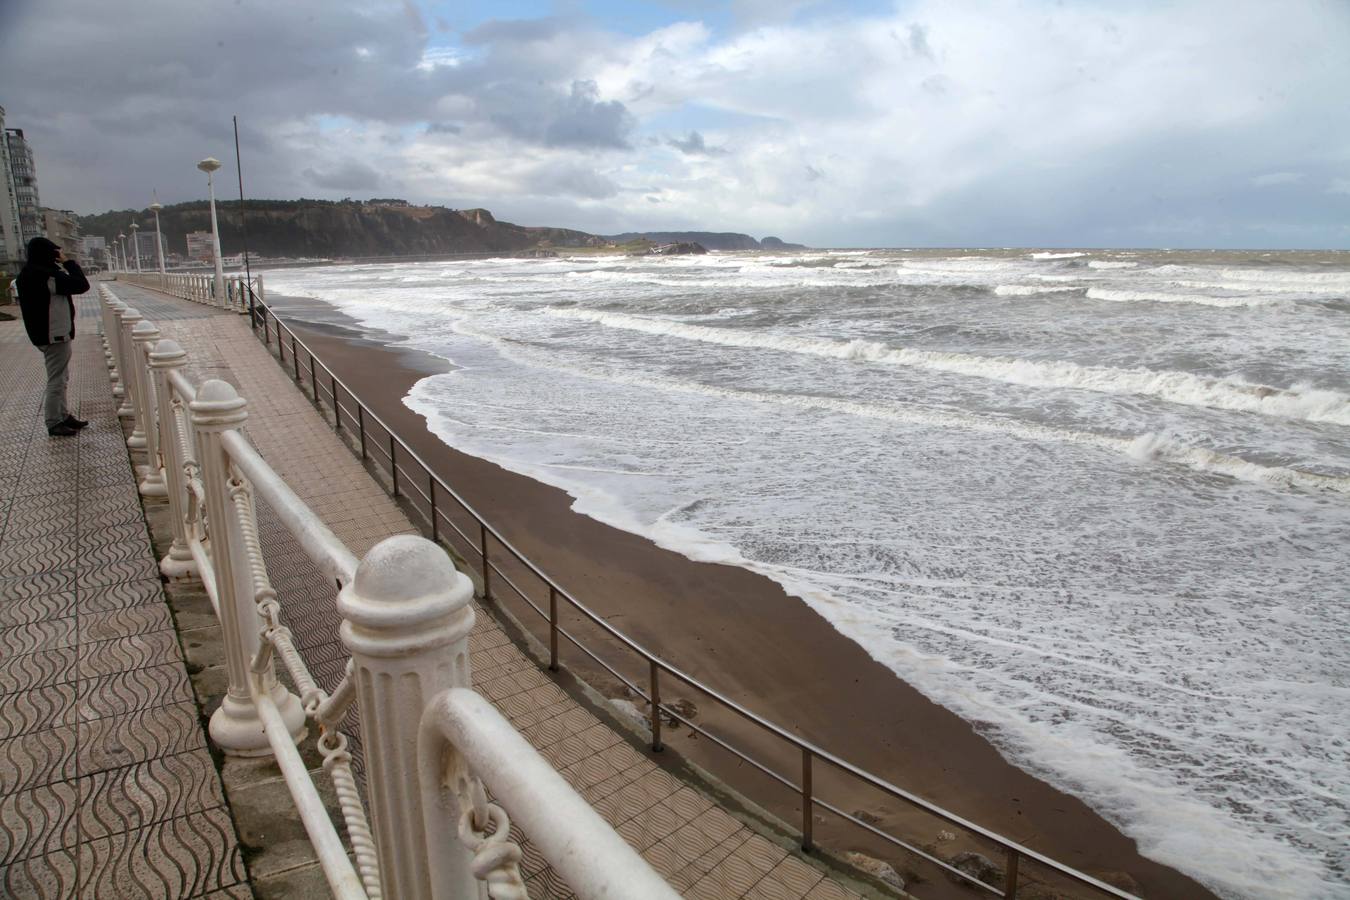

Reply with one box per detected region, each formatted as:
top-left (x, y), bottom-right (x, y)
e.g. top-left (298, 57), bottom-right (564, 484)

top-left (1086, 287), bottom-right (1282, 309)
top-left (546, 308), bottom-right (1350, 426)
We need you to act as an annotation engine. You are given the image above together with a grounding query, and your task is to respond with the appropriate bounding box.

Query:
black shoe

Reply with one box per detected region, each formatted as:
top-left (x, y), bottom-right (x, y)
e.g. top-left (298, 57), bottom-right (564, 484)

top-left (48, 423), bottom-right (78, 437)
top-left (63, 415), bottom-right (89, 430)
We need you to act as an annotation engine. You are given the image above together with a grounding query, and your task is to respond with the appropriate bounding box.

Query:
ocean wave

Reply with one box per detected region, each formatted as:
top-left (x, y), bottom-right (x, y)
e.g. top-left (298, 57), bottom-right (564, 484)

top-left (1030, 251), bottom-right (1087, 260)
top-left (545, 308), bottom-right (1350, 426)
top-left (1170, 278), bottom-right (1349, 297)
top-left (469, 343), bottom-right (1348, 494)
top-left (1088, 260), bottom-right (1138, 269)
top-left (994, 284), bottom-right (1079, 296)
top-left (1086, 287), bottom-right (1281, 309)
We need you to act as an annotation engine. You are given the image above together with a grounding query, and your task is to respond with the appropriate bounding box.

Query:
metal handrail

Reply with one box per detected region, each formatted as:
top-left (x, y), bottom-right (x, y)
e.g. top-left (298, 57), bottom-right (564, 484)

top-left (246, 292), bottom-right (1140, 900)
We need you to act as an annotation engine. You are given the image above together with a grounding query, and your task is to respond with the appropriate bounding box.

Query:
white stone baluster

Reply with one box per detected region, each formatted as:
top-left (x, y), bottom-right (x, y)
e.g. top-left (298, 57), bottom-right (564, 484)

top-left (110, 298), bottom-right (133, 409)
top-left (100, 291), bottom-right (124, 398)
top-left (132, 320), bottom-right (168, 497)
top-left (149, 339), bottom-right (198, 579)
top-left (119, 307), bottom-right (148, 449)
top-left (191, 379), bottom-right (306, 755)
top-left (339, 535), bottom-right (478, 900)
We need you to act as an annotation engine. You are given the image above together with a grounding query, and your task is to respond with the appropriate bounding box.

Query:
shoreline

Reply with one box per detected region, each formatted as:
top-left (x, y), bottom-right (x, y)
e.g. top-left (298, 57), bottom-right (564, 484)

top-left (268, 291), bottom-right (1218, 900)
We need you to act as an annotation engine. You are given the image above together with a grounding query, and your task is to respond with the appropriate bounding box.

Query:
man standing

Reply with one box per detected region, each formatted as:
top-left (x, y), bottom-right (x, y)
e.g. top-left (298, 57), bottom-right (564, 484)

top-left (17, 236), bottom-right (90, 436)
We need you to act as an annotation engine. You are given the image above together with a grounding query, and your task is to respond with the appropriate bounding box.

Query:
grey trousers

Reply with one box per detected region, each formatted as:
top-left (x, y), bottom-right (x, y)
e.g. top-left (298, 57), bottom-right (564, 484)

top-left (41, 340), bottom-right (72, 428)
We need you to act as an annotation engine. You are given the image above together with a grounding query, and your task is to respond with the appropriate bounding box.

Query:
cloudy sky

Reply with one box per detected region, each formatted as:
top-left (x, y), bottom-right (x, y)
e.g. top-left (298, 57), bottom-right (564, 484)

top-left (2, 0), bottom-right (1347, 248)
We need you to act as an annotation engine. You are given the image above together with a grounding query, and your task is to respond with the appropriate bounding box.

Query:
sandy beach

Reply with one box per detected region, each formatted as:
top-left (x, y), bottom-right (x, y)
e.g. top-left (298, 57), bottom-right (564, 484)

top-left (270, 292), bottom-right (1218, 900)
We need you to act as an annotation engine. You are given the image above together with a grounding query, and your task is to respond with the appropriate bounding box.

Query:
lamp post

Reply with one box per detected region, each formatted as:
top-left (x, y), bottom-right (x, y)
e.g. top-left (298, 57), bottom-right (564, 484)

top-left (197, 157), bottom-right (226, 305)
top-left (117, 233), bottom-right (127, 273)
top-left (130, 222), bottom-right (143, 274)
top-left (149, 200), bottom-right (166, 275)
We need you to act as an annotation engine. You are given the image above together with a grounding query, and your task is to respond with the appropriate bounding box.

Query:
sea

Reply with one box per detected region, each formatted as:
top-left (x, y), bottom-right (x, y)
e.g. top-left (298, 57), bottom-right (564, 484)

top-left (266, 249), bottom-right (1350, 899)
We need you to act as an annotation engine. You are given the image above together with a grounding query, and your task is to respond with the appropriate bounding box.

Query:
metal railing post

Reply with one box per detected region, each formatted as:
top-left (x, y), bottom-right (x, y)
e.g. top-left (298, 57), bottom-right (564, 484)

top-left (190, 380), bottom-right (306, 755)
top-left (292, 335), bottom-right (300, 381)
top-left (119, 307), bottom-right (148, 449)
top-left (479, 524), bottom-right (491, 600)
top-left (148, 338), bottom-right (197, 579)
top-left (338, 535), bottom-right (479, 900)
top-left (308, 353), bottom-right (317, 400)
top-left (332, 375), bottom-right (340, 432)
top-left (1005, 849), bottom-right (1021, 899)
top-left (131, 320), bottom-right (168, 497)
top-left (650, 661), bottom-right (663, 752)
top-left (801, 748), bottom-right (814, 851)
top-left (390, 435), bottom-right (399, 495)
top-left (430, 476), bottom-right (438, 541)
top-left (548, 586), bottom-right (559, 671)
top-left (358, 406), bottom-right (367, 460)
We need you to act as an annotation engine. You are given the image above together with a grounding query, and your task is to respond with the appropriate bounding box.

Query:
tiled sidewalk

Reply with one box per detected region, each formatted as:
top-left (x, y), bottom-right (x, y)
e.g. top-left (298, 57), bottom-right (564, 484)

top-left (0, 302), bottom-right (248, 897)
top-left (94, 283), bottom-right (870, 900)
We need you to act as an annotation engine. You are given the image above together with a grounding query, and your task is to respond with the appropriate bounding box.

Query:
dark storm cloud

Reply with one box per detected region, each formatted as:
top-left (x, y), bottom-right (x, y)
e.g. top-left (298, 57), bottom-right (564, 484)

top-left (0, 1), bottom-right (634, 212)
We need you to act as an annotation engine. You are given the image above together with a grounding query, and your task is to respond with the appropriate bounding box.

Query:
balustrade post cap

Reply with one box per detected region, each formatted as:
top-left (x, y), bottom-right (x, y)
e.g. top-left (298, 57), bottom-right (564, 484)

top-left (132, 320), bottom-right (160, 339)
top-left (189, 379), bottom-right (247, 427)
top-left (121, 307), bottom-right (142, 322)
top-left (339, 535), bottom-right (474, 640)
top-left (148, 338), bottom-right (187, 365)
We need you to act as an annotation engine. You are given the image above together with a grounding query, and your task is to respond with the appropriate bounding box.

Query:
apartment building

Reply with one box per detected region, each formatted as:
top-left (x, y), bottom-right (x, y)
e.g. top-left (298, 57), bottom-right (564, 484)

top-left (0, 105), bottom-right (26, 274)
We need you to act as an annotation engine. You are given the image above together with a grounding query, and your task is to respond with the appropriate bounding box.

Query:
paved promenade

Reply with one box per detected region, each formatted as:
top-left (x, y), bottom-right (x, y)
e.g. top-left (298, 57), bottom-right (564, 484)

top-left (0, 301), bottom-right (248, 897)
top-left (1, 283), bottom-right (869, 899)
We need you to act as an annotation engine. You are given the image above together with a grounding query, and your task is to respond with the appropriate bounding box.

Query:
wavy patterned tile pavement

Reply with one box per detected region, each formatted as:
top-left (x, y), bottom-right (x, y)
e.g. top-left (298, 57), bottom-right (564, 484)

top-left (77, 808), bottom-right (247, 899)
top-left (0, 684), bottom-right (79, 740)
top-left (77, 664), bottom-right (194, 721)
top-left (0, 312), bottom-right (246, 899)
top-left (0, 782), bottom-right (79, 864)
top-left (78, 753), bottom-right (226, 841)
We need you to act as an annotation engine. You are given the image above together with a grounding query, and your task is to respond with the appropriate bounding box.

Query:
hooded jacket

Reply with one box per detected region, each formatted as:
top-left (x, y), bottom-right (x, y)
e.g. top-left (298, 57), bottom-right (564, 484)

top-left (17, 236), bottom-right (90, 347)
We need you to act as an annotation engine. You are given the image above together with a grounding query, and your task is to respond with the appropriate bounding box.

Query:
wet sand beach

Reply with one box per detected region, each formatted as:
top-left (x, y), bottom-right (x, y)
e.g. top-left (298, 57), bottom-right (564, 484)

top-left (269, 291), bottom-right (1218, 900)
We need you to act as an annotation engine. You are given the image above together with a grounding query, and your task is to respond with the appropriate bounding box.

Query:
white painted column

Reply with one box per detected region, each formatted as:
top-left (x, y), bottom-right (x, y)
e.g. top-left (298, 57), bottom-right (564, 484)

top-left (148, 338), bottom-right (197, 579)
top-left (102, 292), bottom-right (125, 398)
top-left (132, 320), bottom-right (168, 498)
top-left (339, 535), bottom-right (478, 900)
top-left (191, 379), bottom-right (306, 756)
top-left (119, 307), bottom-right (147, 447)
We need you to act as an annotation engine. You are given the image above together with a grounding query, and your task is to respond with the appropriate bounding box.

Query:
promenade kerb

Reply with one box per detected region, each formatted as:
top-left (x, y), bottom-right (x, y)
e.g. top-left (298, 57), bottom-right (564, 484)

top-left (100, 281), bottom-right (681, 899)
top-left (113, 269), bottom-right (1147, 900)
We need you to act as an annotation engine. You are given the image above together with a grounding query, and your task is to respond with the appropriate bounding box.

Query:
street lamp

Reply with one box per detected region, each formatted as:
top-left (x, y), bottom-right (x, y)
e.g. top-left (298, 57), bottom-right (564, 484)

top-left (149, 200), bottom-right (166, 275)
top-left (117, 233), bottom-right (127, 273)
top-left (197, 157), bottom-right (226, 304)
top-left (129, 222), bottom-right (143, 274)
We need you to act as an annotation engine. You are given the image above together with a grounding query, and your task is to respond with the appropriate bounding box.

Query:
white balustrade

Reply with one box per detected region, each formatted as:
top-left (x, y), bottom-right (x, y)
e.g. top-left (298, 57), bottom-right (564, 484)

top-left (116, 270), bottom-right (262, 314)
top-left (96, 284), bottom-right (677, 900)
top-left (132, 320), bottom-right (168, 497)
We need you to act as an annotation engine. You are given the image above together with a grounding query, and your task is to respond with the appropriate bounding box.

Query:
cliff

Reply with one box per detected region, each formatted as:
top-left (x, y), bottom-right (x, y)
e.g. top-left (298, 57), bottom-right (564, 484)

top-left (75, 199), bottom-right (804, 260)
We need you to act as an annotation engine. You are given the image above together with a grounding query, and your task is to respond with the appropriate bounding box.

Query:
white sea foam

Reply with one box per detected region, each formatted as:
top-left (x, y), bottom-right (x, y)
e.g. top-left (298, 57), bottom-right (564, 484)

top-left (993, 284), bottom-right (1077, 296)
top-left (504, 357), bottom-right (1350, 493)
top-left (270, 254), bottom-right (1350, 897)
top-left (1086, 287), bottom-right (1282, 309)
top-left (1088, 260), bottom-right (1138, 269)
top-left (1030, 251), bottom-right (1087, 259)
top-left (546, 307), bottom-right (1350, 426)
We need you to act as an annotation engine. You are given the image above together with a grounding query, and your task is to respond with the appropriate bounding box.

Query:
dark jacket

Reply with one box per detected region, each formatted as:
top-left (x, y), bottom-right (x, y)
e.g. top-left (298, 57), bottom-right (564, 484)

top-left (17, 238), bottom-right (90, 347)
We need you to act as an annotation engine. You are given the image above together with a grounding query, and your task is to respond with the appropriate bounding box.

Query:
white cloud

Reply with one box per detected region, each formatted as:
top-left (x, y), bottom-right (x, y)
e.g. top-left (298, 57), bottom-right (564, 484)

top-left (2, 0), bottom-right (1347, 246)
top-left (1330, 178), bottom-right (1350, 196)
